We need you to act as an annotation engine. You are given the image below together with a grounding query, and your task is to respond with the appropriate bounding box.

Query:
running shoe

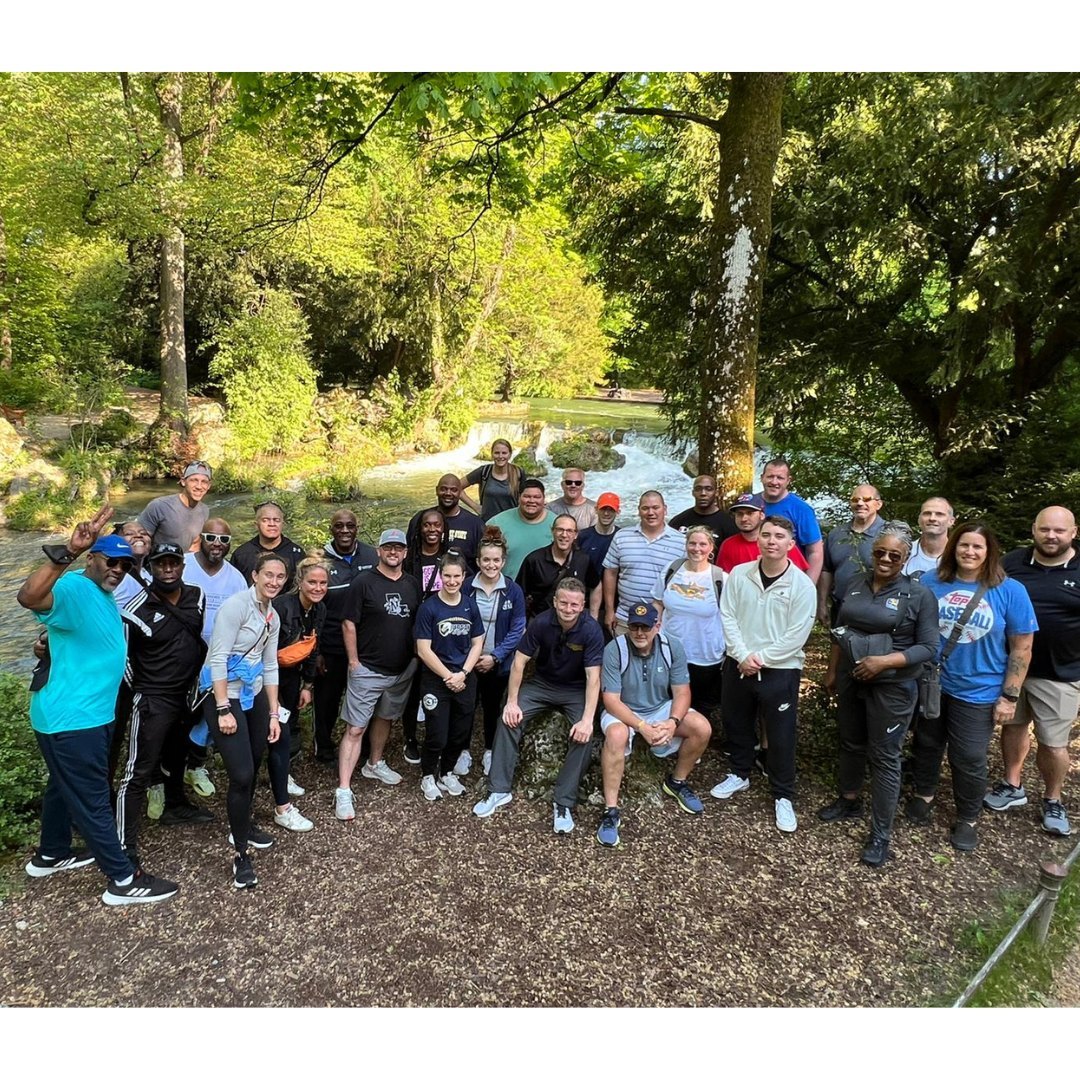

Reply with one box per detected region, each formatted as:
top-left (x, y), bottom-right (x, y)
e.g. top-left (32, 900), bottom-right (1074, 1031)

top-left (273, 805), bottom-right (314, 832)
top-left (662, 776), bottom-right (704, 814)
top-left (596, 807), bottom-right (621, 847)
top-left (362, 759), bottom-right (403, 786)
top-left (710, 774), bottom-right (750, 799)
top-left (233, 854), bottom-right (257, 889)
top-left (983, 780), bottom-right (1027, 812)
top-left (1043, 799), bottom-right (1072, 836)
top-left (102, 869), bottom-right (179, 906)
top-left (775, 798), bottom-right (798, 833)
top-left (440, 773), bottom-right (466, 796)
top-left (184, 766), bottom-right (215, 797)
top-left (473, 791), bottom-right (512, 818)
top-left (452, 750), bottom-right (473, 777)
top-left (553, 805), bottom-right (575, 834)
top-left (421, 775), bottom-right (443, 801)
top-left (335, 788), bottom-right (355, 821)
top-left (25, 849), bottom-right (95, 878)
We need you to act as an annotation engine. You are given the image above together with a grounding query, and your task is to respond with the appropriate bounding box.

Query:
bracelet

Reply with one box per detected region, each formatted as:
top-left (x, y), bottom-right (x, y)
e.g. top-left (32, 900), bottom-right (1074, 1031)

top-left (269, 712), bottom-right (280, 719)
top-left (215, 703), bottom-right (230, 714)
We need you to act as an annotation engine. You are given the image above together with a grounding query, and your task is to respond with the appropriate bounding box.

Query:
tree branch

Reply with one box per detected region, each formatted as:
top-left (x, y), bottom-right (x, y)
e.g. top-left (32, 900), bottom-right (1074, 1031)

top-left (613, 104), bottom-right (723, 133)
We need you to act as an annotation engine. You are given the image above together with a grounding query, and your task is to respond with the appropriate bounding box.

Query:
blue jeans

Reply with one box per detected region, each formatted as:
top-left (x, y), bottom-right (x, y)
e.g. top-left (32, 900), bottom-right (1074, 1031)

top-left (35, 723), bottom-right (134, 882)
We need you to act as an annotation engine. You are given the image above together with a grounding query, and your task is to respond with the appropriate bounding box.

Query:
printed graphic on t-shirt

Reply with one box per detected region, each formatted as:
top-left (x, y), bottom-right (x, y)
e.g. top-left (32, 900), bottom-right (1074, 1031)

top-left (671, 579), bottom-right (707, 600)
top-left (384, 593), bottom-right (409, 617)
top-left (938, 590), bottom-right (994, 643)
top-left (436, 618), bottom-right (474, 638)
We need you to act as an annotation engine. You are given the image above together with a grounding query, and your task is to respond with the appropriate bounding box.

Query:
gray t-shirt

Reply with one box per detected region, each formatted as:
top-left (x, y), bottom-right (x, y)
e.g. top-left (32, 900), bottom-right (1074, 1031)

top-left (601, 632), bottom-right (689, 714)
top-left (137, 494), bottom-right (209, 552)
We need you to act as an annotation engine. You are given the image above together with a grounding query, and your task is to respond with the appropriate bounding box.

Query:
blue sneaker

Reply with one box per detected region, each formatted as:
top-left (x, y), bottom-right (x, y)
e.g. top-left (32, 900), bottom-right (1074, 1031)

top-left (596, 807), bottom-right (621, 847)
top-left (663, 776), bottom-right (704, 814)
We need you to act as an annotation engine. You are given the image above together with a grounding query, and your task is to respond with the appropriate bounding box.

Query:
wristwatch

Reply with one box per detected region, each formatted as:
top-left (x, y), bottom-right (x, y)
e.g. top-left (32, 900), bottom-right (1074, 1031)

top-left (1000, 689), bottom-right (1020, 703)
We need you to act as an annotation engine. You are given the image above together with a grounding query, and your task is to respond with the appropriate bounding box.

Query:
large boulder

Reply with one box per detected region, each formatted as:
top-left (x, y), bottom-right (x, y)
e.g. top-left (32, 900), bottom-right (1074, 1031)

top-left (548, 435), bottom-right (626, 472)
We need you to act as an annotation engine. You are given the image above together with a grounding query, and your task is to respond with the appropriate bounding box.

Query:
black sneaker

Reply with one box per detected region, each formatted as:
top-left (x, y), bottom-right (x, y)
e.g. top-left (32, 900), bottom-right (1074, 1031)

top-left (860, 834), bottom-right (891, 867)
top-left (904, 796), bottom-right (933, 825)
top-left (159, 801), bottom-right (215, 826)
top-left (950, 820), bottom-right (979, 852)
top-left (233, 853), bottom-right (258, 889)
top-left (817, 797), bottom-right (863, 823)
top-left (229, 825), bottom-right (275, 850)
top-left (403, 739), bottom-right (421, 765)
top-left (102, 868), bottom-right (180, 906)
top-left (25, 848), bottom-right (96, 878)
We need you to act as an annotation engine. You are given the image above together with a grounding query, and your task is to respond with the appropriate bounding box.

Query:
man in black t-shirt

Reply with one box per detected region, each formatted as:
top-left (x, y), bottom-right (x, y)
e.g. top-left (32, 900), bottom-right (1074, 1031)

top-left (115, 543), bottom-right (211, 862)
top-left (669, 475), bottom-right (737, 545)
top-left (231, 500), bottom-right (306, 589)
top-left (472, 577), bottom-right (604, 834)
top-left (406, 474), bottom-right (485, 571)
top-left (334, 529), bottom-right (421, 822)
top-left (992, 506), bottom-right (1080, 836)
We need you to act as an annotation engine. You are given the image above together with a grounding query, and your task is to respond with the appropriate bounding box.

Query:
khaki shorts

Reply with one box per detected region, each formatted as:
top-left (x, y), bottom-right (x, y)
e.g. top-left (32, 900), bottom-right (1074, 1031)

top-left (342, 659), bottom-right (417, 729)
top-left (1009, 677), bottom-right (1080, 748)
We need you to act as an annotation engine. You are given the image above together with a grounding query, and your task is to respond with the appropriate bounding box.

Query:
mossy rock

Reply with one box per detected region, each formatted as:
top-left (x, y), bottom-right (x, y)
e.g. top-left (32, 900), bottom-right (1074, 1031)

top-left (548, 436), bottom-right (626, 472)
top-left (512, 448), bottom-right (548, 477)
top-left (504, 708), bottom-right (664, 808)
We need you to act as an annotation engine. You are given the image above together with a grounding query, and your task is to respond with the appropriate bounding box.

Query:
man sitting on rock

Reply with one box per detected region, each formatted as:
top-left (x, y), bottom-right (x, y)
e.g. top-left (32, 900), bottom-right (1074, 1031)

top-left (472, 576), bottom-right (604, 834)
top-left (596, 601), bottom-right (711, 847)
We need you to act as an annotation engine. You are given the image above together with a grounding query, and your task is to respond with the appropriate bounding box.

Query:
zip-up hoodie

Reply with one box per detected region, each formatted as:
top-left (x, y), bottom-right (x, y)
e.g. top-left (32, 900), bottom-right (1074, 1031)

top-left (464, 572), bottom-right (527, 675)
top-left (320, 540), bottom-right (378, 655)
top-left (719, 558), bottom-right (816, 669)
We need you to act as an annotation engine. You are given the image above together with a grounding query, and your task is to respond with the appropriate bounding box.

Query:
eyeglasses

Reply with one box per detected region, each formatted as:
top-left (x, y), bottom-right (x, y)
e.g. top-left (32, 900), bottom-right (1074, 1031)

top-left (871, 549), bottom-right (904, 563)
top-left (201, 533), bottom-right (232, 545)
top-left (553, 527), bottom-right (578, 534)
top-left (563, 480), bottom-right (583, 487)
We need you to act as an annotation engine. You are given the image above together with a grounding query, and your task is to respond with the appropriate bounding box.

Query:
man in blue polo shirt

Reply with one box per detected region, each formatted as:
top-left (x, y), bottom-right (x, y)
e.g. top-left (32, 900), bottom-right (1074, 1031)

top-left (596, 602), bottom-right (712, 847)
top-left (18, 507), bottom-right (178, 906)
top-left (473, 576), bottom-right (604, 833)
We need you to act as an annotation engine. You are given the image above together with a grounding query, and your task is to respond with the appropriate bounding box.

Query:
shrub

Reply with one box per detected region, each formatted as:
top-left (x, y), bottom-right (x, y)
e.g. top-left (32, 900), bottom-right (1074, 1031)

top-left (548, 435), bottom-right (625, 472)
top-left (0, 675), bottom-right (47, 852)
top-left (512, 449), bottom-right (548, 477)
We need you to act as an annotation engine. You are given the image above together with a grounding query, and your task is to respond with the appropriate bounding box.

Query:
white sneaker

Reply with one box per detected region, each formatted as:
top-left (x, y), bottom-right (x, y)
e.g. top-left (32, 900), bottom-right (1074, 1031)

top-left (440, 773), bottom-right (466, 796)
top-left (452, 750), bottom-right (472, 777)
top-left (362, 759), bottom-right (403, 786)
top-left (473, 791), bottom-right (512, 818)
top-left (710, 774), bottom-right (750, 799)
top-left (553, 804), bottom-right (575, 834)
top-left (147, 784), bottom-right (165, 820)
top-left (184, 766), bottom-right (215, 797)
top-left (482, 749), bottom-right (492, 776)
top-left (775, 798), bottom-right (798, 833)
top-left (421, 775), bottom-right (443, 802)
top-left (287, 774), bottom-right (305, 797)
top-left (274, 805), bottom-right (314, 832)
top-left (334, 787), bottom-right (355, 821)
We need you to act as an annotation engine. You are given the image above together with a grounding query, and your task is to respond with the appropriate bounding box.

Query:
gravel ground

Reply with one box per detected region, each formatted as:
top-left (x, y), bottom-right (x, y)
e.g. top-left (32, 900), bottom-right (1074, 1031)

top-left (2, 644), bottom-right (1077, 1008)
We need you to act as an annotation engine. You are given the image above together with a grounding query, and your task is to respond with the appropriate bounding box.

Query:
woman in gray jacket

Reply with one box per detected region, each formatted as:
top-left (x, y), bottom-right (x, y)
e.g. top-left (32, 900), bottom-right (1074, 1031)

top-left (208, 552), bottom-right (284, 889)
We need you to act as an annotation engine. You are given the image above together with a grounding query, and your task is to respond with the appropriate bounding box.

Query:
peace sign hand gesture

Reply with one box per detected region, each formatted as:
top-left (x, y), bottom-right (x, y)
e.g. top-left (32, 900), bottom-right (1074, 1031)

top-left (68, 504), bottom-right (115, 555)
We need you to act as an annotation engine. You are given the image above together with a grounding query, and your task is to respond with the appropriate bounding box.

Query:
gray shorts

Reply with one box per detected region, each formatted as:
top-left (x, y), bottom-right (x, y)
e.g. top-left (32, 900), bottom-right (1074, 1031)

top-left (600, 702), bottom-right (683, 758)
top-left (342, 658), bottom-right (417, 729)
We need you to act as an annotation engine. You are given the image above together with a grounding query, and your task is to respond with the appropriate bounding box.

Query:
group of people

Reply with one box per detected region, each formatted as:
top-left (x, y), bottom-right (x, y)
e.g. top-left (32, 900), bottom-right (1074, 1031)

top-left (18, 447), bottom-right (1079, 904)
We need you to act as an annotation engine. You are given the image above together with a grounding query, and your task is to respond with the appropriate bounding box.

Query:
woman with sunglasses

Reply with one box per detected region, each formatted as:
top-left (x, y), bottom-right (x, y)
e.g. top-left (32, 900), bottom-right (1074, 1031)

top-left (269, 557), bottom-right (329, 833)
top-left (820, 522), bottom-right (939, 866)
top-left (461, 439), bottom-right (525, 521)
top-left (208, 552), bottom-right (285, 888)
top-left (905, 521), bottom-right (1037, 852)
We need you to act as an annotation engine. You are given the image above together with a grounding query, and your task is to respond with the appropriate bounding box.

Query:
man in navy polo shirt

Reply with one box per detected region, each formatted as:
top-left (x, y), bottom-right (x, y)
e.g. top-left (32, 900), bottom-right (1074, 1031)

top-left (991, 506), bottom-right (1080, 835)
top-left (473, 576), bottom-right (604, 833)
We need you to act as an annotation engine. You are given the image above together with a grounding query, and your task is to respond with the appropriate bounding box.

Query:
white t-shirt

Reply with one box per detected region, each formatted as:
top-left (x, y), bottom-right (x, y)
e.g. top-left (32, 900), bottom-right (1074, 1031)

top-left (904, 541), bottom-right (941, 578)
top-left (183, 554), bottom-right (247, 644)
top-left (652, 564), bottom-right (725, 665)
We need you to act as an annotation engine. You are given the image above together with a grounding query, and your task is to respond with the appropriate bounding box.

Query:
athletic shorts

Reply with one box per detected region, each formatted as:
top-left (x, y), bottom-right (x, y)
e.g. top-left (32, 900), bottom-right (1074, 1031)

top-left (600, 702), bottom-right (682, 759)
top-left (342, 659), bottom-right (417, 729)
top-left (1009, 677), bottom-right (1080, 748)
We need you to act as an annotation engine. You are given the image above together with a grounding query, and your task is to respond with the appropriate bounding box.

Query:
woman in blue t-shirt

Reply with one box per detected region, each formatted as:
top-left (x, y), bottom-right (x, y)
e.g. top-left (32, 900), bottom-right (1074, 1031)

top-left (414, 553), bottom-right (485, 801)
top-left (906, 522), bottom-right (1037, 852)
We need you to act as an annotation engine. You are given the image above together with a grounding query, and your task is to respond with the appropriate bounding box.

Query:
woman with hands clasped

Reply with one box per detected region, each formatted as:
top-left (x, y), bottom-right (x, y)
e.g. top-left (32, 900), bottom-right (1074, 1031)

top-left (414, 553), bottom-right (486, 801)
top-left (208, 552), bottom-right (285, 889)
top-left (820, 522), bottom-right (938, 867)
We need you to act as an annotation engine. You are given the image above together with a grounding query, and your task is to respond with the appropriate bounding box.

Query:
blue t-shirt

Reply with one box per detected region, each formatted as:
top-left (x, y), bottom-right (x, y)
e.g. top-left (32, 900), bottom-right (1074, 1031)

top-left (415, 592), bottom-right (484, 671)
top-left (921, 573), bottom-right (1039, 704)
top-left (759, 492), bottom-right (822, 552)
top-left (517, 608), bottom-right (605, 688)
top-left (30, 571), bottom-right (127, 734)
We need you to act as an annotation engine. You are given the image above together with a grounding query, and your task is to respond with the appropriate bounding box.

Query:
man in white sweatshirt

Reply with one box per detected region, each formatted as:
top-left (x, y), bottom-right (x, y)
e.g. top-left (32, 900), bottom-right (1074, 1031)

top-left (712, 515), bottom-right (817, 833)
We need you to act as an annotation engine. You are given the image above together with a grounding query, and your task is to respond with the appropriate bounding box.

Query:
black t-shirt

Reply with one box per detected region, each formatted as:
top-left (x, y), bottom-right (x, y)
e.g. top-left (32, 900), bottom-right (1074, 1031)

top-left (578, 525), bottom-right (618, 579)
top-left (669, 507), bottom-right (738, 544)
top-left (406, 506), bottom-right (485, 570)
top-left (231, 535), bottom-right (307, 590)
top-left (516, 546), bottom-right (598, 617)
top-left (517, 608), bottom-right (605, 688)
top-left (1003, 547), bottom-right (1080, 681)
top-left (121, 584), bottom-right (207, 694)
top-left (342, 568), bottom-right (421, 675)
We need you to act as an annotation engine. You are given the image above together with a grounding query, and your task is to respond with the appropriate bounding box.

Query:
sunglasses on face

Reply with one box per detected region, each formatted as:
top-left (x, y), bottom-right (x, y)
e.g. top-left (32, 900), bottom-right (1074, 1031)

top-left (871, 549), bottom-right (903, 563)
top-left (201, 533), bottom-right (232, 545)
top-left (101, 556), bottom-right (134, 570)
top-left (563, 480), bottom-right (583, 487)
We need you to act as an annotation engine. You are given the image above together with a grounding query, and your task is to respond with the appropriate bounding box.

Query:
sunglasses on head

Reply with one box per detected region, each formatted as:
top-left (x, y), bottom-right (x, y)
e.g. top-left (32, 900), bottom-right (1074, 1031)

top-left (201, 532), bottom-right (231, 545)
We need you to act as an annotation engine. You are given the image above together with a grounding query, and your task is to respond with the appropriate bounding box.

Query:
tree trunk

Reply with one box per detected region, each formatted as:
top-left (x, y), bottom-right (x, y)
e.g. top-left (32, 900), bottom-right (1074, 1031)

top-left (155, 73), bottom-right (188, 430)
top-left (695, 73), bottom-right (785, 500)
top-left (462, 223), bottom-right (516, 366)
top-left (0, 208), bottom-right (11, 370)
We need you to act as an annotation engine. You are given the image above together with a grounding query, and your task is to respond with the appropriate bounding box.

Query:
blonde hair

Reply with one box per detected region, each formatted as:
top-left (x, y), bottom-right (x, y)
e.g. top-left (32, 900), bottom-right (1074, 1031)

top-left (291, 555), bottom-right (331, 593)
top-left (685, 525), bottom-right (716, 552)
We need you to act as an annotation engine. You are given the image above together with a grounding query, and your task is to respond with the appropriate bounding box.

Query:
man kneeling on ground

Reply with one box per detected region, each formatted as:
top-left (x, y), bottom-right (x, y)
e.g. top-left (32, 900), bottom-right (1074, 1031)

top-left (596, 602), bottom-right (711, 847)
top-left (473, 576), bottom-right (604, 833)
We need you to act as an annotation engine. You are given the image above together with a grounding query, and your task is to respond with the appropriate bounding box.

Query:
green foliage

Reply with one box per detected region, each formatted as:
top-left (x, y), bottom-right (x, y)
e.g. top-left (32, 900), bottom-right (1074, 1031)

top-left (511, 449), bottom-right (547, 477)
top-left (548, 434), bottom-right (626, 472)
top-left (0, 674), bottom-right (47, 852)
top-left (208, 291), bottom-right (317, 458)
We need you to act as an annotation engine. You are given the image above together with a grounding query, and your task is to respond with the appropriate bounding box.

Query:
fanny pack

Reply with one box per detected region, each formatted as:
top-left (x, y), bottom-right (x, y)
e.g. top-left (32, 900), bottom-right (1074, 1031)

top-left (278, 632), bottom-right (317, 668)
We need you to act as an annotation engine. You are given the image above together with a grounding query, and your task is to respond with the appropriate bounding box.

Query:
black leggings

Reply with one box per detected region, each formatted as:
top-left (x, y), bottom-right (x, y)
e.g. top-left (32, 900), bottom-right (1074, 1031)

top-left (267, 668), bottom-right (302, 806)
top-left (206, 691), bottom-right (270, 853)
top-left (477, 669), bottom-right (510, 750)
top-left (420, 668), bottom-right (477, 777)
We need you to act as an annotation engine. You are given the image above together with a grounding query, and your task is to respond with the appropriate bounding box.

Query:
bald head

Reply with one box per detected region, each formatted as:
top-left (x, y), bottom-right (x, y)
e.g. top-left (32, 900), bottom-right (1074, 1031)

top-left (199, 518), bottom-right (233, 565)
top-left (436, 474), bottom-right (462, 512)
top-left (1032, 505), bottom-right (1077, 563)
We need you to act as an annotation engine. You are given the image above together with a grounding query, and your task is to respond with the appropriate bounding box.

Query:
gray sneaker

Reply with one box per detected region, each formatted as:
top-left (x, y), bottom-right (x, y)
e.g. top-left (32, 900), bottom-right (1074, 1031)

top-left (983, 780), bottom-right (1027, 812)
top-left (473, 791), bottom-right (512, 818)
top-left (1043, 799), bottom-right (1072, 836)
top-left (553, 804), bottom-right (575, 834)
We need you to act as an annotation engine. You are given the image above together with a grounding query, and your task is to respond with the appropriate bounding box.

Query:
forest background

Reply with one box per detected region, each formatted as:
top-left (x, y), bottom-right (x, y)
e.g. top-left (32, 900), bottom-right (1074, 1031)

top-left (1, 69), bottom-right (1079, 544)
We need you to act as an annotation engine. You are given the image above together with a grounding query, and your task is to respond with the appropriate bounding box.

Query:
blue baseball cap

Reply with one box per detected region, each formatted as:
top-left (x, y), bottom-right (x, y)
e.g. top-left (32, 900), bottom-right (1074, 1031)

top-left (626, 601), bottom-right (659, 627)
top-left (89, 535), bottom-right (135, 559)
top-left (729, 493), bottom-right (766, 512)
